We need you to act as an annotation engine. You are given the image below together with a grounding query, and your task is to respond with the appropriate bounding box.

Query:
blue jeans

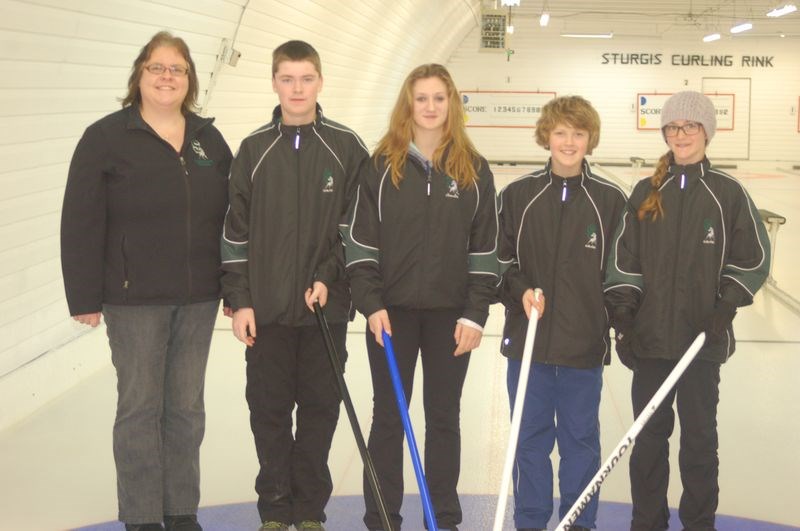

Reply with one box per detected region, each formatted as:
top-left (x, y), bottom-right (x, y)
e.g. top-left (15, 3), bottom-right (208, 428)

top-left (507, 361), bottom-right (603, 530)
top-left (103, 300), bottom-right (218, 524)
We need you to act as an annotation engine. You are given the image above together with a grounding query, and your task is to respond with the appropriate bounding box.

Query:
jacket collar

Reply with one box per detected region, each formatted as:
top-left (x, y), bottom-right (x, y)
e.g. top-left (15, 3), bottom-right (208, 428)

top-left (545, 158), bottom-right (589, 190)
top-left (668, 157), bottom-right (710, 189)
top-left (406, 142), bottom-right (460, 178)
top-left (273, 103), bottom-right (323, 135)
top-left (669, 157), bottom-right (710, 178)
top-left (125, 105), bottom-right (212, 137)
top-left (408, 141), bottom-right (431, 169)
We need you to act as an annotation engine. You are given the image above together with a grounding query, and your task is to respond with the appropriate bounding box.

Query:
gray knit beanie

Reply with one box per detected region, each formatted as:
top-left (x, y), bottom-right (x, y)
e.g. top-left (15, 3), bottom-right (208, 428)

top-left (660, 91), bottom-right (716, 144)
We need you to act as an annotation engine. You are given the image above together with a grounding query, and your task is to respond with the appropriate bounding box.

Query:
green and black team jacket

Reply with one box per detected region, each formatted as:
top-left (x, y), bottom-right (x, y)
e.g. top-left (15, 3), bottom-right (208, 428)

top-left (221, 105), bottom-right (368, 327)
top-left (60, 106), bottom-right (232, 315)
top-left (345, 145), bottom-right (499, 327)
top-left (498, 160), bottom-right (628, 367)
top-left (604, 158), bottom-right (770, 363)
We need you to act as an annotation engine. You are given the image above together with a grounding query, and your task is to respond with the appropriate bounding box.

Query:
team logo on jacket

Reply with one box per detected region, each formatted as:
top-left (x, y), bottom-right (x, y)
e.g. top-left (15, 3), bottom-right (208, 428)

top-left (191, 140), bottom-right (213, 166)
top-left (703, 219), bottom-right (716, 245)
top-left (322, 169), bottom-right (334, 193)
top-left (584, 224), bottom-right (598, 249)
top-left (445, 177), bottom-right (459, 199)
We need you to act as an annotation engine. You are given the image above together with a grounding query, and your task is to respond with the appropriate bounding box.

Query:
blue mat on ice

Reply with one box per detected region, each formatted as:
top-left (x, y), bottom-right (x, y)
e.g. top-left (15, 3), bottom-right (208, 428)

top-left (74, 494), bottom-right (799, 530)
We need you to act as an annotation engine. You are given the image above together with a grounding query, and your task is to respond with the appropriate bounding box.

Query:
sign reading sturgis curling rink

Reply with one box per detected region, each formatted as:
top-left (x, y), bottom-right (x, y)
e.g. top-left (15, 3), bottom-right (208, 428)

top-left (462, 91), bottom-right (556, 128)
top-left (637, 93), bottom-right (735, 131)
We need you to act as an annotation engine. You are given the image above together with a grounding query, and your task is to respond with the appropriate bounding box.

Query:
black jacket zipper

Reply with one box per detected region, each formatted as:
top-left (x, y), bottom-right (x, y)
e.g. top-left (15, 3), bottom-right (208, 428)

top-left (121, 234), bottom-right (129, 301)
top-left (180, 155), bottom-right (192, 302)
top-left (543, 178), bottom-right (569, 363)
top-left (669, 173), bottom-right (687, 355)
top-left (420, 160), bottom-right (433, 308)
top-left (293, 126), bottom-right (302, 320)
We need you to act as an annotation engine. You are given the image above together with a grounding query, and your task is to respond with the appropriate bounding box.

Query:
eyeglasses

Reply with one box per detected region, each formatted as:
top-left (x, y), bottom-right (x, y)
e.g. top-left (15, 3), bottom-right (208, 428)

top-left (662, 122), bottom-right (702, 137)
top-left (144, 63), bottom-right (190, 76)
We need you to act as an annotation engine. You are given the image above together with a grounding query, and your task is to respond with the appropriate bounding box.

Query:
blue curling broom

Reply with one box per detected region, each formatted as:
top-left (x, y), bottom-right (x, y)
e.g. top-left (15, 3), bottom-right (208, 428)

top-left (382, 330), bottom-right (438, 531)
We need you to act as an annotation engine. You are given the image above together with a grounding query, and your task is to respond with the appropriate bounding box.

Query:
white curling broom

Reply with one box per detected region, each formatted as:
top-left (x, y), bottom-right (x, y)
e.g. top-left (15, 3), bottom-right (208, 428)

top-left (493, 288), bottom-right (542, 531)
top-left (554, 332), bottom-right (707, 531)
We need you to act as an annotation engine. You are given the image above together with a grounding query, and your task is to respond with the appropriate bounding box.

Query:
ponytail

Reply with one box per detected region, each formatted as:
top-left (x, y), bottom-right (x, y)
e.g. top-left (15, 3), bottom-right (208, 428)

top-left (637, 152), bottom-right (673, 221)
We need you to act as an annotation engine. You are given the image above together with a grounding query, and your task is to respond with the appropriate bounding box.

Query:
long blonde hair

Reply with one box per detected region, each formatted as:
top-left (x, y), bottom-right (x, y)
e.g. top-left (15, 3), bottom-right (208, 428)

top-left (375, 64), bottom-right (481, 189)
top-left (637, 151), bottom-right (673, 221)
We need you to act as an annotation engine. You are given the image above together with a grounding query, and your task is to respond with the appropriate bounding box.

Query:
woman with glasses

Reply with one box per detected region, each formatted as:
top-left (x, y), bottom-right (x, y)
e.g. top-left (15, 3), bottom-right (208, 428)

top-left (604, 91), bottom-right (770, 530)
top-left (60, 31), bottom-right (232, 531)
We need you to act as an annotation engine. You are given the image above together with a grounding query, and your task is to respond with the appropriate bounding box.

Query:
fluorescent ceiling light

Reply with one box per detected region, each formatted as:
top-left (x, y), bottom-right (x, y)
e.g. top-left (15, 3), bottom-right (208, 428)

top-left (703, 32), bottom-right (721, 42)
top-left (540, 12), bottom-right (550, 26)
top-left (767, 4), bottom-right (797, 17)
top-left (561, 32), bottom-right (613, 38)
top-left (730, 22), bottom-right (753, 33)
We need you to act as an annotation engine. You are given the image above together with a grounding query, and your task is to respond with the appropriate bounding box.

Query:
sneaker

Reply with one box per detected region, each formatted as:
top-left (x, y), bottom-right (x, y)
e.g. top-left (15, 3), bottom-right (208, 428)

top-left (297, 522), bottom-right (325, 530)
top-left (259, 522), bottom-right (290, 530)
top-left (164, 515), bottom-right (202, 531)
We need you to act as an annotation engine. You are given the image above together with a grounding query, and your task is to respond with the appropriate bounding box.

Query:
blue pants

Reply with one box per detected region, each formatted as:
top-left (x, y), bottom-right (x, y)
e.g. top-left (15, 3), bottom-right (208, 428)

top-left (506, 361), bottom-right (603, 530)
top-left (103, 300), bottom-right (218, 524)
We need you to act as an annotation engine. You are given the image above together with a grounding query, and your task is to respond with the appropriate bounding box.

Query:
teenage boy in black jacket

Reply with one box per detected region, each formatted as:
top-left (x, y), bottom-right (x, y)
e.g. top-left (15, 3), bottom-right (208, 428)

top-left (498, 96), bottom-right (626, 531)
top-left (221, 40), bottom-right (368, 531)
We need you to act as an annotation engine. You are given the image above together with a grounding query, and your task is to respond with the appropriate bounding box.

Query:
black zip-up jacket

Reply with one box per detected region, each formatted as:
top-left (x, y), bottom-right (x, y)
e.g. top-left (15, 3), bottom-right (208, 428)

top-left (604, 158), bottom-right (770, 363)
top-left (345, 147), bottom-right (499, 326)
top-left (498, 160), bottom-right (627, 367)
top-left (60, 106), bottom-right (232, 315)
top-left (221, 105), bottom-right (368, 326)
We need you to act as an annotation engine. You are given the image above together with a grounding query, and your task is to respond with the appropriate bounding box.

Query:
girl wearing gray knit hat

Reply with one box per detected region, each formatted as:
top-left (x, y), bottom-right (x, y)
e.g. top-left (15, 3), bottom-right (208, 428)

top-left (604, 90), bottom-right (771, 530)
top-left (660, 90), bottom-right (717, 145)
